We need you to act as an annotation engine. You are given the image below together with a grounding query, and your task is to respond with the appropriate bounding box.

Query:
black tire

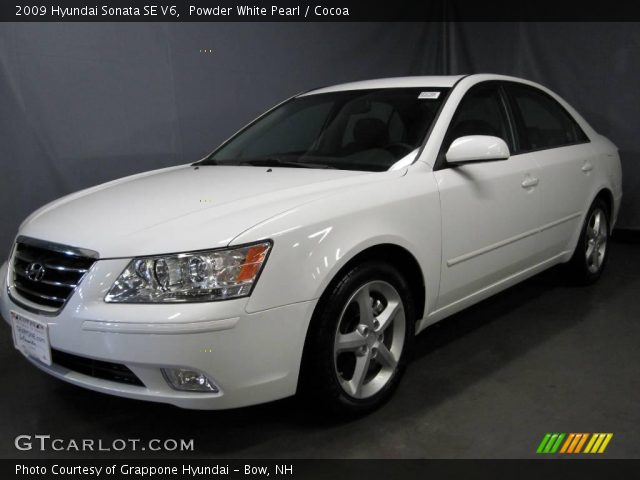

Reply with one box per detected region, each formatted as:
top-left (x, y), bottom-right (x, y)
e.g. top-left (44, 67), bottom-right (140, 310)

top-left (299, 261), bottom-right (415, 416)
top-left (567, 198), bottom-right (610, 284)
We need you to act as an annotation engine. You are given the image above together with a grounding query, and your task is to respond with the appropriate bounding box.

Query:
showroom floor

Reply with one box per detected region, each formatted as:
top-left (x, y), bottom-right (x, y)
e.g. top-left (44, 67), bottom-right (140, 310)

top-left (1, 234), bottom-right (638, 459)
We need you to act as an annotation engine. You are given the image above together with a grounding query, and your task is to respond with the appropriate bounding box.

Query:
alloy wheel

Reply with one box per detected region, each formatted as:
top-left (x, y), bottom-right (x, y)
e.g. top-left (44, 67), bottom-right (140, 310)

top-left (585, 207), bottom-right (608, 274)
top-left (333, 280), bottom-right (406, 399)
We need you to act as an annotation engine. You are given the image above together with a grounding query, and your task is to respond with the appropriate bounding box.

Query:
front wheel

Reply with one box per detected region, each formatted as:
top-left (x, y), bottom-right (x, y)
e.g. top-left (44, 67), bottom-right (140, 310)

top-left (567, 198), bottom-right (610, 284)
top-left (299, 262), bottom-right (415, 416)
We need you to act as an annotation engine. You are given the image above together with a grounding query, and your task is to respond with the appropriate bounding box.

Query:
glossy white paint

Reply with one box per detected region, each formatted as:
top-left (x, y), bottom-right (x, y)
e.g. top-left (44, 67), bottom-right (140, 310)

top-left (301, 75), bottom-right (466, 95)
top-left (0, 74), bottom-right (623, 409)
top-left (434, 148), bottom-right (542, 309)
top-left (445, 135), bottom-right (510, 164)
top-left (18, 165), bottom-right (370, 258)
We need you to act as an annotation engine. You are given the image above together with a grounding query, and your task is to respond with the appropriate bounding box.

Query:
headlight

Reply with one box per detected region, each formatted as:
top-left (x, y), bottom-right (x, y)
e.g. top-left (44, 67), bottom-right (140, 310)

top-left (105, 241), bottom-right (271, 303)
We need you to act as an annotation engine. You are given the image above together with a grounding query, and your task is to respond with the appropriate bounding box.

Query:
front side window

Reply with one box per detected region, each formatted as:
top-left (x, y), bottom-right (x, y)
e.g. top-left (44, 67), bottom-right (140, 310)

top-left (443, 84), bottom-right (512, 152)
top-left (202, 88), bottom-right (448, 172)
top-left (506, 84), bottom-right (588, 151)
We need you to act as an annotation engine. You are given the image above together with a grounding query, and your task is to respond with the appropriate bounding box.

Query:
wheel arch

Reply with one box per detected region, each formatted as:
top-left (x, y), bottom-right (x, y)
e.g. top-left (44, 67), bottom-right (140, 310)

top-left (310, 243), bottom-right (426, 333)
top-left (297, 242), bottom-right (425, 395)
top-left (566, 186), bottom-right (615, 262)
top-left (593, 188), bottom-right (614, 232)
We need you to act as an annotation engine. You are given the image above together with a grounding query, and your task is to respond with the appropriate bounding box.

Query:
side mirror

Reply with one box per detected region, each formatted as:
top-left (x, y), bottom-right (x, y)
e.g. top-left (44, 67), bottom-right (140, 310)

top-left (445, 135), bottom-right (510, 165)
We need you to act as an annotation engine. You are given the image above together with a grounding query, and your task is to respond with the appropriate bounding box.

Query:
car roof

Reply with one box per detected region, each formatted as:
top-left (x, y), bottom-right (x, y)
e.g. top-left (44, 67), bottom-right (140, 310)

top-left (302, 75), bottom-right (469, 95)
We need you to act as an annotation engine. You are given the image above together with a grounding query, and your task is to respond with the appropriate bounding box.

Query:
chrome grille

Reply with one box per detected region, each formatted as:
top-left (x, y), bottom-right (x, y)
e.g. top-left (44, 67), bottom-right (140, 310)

top-left (9, 236), bottom-right (98, 314)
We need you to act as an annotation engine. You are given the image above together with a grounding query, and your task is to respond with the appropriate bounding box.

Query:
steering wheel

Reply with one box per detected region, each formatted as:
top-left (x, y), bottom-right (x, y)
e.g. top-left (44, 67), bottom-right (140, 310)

top-left (383, 142), bottom-right (414, 156)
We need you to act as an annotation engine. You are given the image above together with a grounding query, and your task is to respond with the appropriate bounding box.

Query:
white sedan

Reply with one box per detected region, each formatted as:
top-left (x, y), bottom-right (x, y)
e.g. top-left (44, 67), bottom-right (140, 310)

top-left (0, 74), bottom-right (622, 414)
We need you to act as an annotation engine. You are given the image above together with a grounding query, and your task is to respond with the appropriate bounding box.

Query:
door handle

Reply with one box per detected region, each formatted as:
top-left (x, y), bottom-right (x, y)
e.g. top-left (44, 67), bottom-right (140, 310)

top-left (581, 162), bottom-right (594, 173)
top-left (521, 176), bottom-right (539, 188)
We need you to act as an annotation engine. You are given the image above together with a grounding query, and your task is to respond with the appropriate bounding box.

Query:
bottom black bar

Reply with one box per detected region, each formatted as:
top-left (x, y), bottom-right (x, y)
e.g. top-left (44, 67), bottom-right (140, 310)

top-left (3, 459), bottom-right (639, 480)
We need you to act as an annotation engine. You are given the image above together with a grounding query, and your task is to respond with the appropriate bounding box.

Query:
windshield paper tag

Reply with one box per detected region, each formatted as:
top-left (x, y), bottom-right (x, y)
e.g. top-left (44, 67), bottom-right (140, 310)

top-left (418, 91), bottom-right (441, 99)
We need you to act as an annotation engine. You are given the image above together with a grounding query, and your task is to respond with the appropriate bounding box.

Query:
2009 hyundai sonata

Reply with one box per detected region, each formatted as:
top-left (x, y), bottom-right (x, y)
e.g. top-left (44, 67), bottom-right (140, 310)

top-left (1, 74), bottom-right (622, 414)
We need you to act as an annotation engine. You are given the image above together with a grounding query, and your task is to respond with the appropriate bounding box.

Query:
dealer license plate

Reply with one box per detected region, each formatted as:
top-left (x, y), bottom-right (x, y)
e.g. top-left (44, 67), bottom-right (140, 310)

top-left (11, 310), bottom-right (52, 366)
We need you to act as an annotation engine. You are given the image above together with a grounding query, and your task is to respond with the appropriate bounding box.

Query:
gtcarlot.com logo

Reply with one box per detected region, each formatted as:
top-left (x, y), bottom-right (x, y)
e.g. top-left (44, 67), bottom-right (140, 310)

top-left (536, 433), bottom-right (613, 455)
top-left (15, 435), bottom-right (195, 452)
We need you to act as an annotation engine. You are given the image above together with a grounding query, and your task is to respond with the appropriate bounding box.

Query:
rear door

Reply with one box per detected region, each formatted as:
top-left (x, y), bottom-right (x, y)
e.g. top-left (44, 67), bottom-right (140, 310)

top-left (434, 82), bottom-right (543, 309)
top-left (504, 83), bottom-right (594, 257)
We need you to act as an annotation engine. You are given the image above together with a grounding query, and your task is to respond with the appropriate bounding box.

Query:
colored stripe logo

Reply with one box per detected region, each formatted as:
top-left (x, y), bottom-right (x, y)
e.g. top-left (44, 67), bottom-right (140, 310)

top-left (536, 433), bottom-right (613, 454)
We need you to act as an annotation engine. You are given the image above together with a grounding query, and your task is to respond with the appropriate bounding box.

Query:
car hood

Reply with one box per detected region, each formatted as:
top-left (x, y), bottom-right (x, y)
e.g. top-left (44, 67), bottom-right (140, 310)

top-left (19, 165), bottom-right (397, 258)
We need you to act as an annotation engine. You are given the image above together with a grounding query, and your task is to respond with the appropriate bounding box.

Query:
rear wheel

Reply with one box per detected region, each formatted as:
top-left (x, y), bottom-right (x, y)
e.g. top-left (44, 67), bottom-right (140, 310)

top-left (300, 262), bottom-right (415, 416)
top-left (567, 199), bottom-right (610, 284)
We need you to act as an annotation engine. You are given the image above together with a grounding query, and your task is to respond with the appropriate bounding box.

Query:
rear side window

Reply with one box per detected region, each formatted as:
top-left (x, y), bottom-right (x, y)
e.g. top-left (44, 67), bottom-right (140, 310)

top-left (506, 84), bottom-right (588, 152)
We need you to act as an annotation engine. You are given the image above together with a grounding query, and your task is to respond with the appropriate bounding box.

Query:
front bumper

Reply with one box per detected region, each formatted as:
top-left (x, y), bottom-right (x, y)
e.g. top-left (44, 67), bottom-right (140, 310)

top-left (0, 260), bottom-right (316, 409)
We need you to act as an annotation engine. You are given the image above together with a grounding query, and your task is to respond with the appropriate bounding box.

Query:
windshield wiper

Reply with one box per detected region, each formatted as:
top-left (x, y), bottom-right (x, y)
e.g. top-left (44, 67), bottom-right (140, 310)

top-left (193, 158), bottom-right (219, 166)
top-left (241, 158), bottom-right (334, 169)
top-left (194, 157), bottom-right (335, 169)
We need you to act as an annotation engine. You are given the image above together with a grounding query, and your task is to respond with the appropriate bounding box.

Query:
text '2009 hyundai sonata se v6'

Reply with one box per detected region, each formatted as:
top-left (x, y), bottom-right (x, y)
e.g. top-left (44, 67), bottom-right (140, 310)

top-left (1, 74), bottom-right (622, 415)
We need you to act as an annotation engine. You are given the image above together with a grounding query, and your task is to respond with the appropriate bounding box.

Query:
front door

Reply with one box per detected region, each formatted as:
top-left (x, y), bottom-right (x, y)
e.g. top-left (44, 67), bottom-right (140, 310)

top-left (434, 83), bottom-right (543, 309)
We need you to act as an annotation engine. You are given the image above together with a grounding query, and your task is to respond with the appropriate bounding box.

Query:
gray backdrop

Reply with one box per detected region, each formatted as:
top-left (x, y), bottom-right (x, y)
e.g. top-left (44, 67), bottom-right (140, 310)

top-left (0, 22), bottom-right (638, 256)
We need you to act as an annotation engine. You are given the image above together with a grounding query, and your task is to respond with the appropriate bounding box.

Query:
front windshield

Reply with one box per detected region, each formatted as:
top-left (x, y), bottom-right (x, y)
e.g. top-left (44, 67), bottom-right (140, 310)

top-left (202, 88), bottom-right (448, 172)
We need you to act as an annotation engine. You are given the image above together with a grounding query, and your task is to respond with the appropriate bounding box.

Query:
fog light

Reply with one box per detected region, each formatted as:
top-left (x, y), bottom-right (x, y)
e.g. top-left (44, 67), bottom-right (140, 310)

top-left (161, 368), bottom-right (220, 393)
